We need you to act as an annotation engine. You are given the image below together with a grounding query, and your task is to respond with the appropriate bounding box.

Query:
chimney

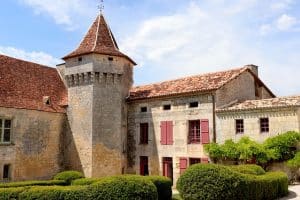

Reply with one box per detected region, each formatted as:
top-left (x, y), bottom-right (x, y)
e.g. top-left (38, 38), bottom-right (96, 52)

top-left (245, 64), bottom-right (259, 77)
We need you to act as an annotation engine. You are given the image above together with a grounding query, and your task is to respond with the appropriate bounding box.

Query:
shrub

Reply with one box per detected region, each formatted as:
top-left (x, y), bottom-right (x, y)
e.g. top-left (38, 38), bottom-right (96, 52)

top-left (18, 186), bottom-right (88, 200)
top-left (0, 180), bottom-right (66, 188)
top-left (229, 164), bottom-right (265, 175)
top-left (264, 131), bottom-right (300, 161)
top-left (145, 176), bottom-right (172, 200)
top-left (71, 178), bottom-right (100, 186)
top-left (89, 175), bottom-right (158, 200)
top-left (53, 171), bottom-right (84, 185)
top-left (177, 164), bottom-right (288, 200)
top-left (287, 151), bottom-right (300, 168)
top-left (0, 187), bottom-right (26, 200)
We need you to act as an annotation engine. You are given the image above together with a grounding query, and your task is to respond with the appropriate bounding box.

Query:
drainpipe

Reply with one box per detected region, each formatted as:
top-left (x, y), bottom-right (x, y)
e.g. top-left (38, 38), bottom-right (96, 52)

top-left (212, 93), bottom-right (217, 143)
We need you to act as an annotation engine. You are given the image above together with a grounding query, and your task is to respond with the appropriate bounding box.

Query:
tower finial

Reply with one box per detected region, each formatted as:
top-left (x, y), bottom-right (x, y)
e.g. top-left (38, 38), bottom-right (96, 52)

top-left (98, 0), bottom-right (104, 14)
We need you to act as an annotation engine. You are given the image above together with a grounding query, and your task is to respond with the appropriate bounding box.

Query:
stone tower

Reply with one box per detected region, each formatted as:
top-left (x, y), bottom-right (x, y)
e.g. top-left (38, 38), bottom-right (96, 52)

top-left (62, 14), bottom-right (136, 177)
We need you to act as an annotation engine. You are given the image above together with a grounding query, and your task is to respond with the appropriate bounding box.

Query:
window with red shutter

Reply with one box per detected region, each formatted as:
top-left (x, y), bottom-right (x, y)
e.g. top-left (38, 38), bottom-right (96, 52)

top-left (179, 158), bottom-right (188, 175)
top-left (140, 156), bottom-right (149, 176)
top-left (201, 158), bottom-right (209, 163)
top-left (201, 119), bottom-right (210, 144)
top-left (140, 123), bottom-right (149, 144)
top-left (189, 158), bottom-right (201, 165)
top-left (160, 121), bottom-right (173, 145)
top-left (188, 120), bottom-right (201, 144)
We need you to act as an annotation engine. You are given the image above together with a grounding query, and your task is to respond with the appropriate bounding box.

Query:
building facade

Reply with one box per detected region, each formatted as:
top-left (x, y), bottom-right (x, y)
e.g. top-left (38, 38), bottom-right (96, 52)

top-left (0, 13), bottom-right (299, 185)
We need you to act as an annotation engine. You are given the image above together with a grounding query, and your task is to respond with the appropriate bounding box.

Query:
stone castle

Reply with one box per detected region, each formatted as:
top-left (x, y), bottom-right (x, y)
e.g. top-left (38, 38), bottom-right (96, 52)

top-left (0, 14), bottom-right (299, 185)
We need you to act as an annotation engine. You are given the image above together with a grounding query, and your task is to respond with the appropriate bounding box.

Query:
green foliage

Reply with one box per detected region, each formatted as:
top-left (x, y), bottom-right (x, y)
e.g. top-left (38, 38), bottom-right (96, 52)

top-left (287, 151), bottom-right (300, 168)
top-left (53, 171), bottom-right (84, 185)
top-left (229, 164), bottom-right (265, 175)
top-left (89, 175), bottom-right (158, 200)
top-left (264, 131), bottom-right (300, 161)
top-left (177, 164), bottom-right (288, 200)
top-left (205, 132), bottom-right (300, 165)
top-left (145, 176), bottom-right (172, 200)
top-left (0, 180), bottom-right (67, 188)
top-left (71, 178), bottom-right (101, 186)
top-left (0, 187), bottom-right (26, 200)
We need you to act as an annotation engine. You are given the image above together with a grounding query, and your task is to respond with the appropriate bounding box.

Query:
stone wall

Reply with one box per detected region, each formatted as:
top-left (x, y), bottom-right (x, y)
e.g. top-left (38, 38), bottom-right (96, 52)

top-left (216, 108), bottom-right (300, 144)
top-left (0, 107), bottom-right (65, 182)
top-left (127, 94), bottom-right (213, 185)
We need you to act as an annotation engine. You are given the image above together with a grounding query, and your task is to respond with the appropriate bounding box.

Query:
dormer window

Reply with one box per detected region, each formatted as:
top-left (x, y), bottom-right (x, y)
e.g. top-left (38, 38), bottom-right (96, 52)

top-left (43, 96), bottom-right (51, 106)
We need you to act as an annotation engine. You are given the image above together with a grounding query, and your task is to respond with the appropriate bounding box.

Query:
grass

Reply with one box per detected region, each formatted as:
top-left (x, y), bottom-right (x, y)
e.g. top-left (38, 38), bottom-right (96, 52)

top-left (172, 193), bottom-right (182, 200)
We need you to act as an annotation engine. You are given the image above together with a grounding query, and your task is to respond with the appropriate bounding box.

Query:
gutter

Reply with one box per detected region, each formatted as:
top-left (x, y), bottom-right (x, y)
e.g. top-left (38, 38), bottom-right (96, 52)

top-left (212, 93), bottom-right (217, 143)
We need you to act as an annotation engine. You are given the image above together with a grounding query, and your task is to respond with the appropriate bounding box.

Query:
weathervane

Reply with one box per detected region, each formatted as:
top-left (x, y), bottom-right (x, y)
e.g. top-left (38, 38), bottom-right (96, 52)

top-left (98, 0), bottom-right (104, 14)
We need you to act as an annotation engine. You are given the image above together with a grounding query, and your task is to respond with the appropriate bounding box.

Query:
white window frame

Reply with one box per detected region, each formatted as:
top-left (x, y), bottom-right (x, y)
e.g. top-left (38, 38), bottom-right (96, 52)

top-left (0, 119), bottom-right (12, 143)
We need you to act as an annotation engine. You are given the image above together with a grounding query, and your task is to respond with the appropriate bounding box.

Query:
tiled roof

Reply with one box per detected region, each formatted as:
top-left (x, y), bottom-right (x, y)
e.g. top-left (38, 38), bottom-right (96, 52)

top-left (0, 54), bottom-right (67, 113)
top-left (63, 14), bottom-right (136, 65)
top-left (217, 96), bottom-right (300, 112)
top-left (129, 66), bottom-right (259, 101)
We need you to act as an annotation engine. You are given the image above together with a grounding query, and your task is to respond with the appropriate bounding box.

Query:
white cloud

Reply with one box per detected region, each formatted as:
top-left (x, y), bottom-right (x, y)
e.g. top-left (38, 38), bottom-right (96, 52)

top-left (120, 1), bottom-right (300, 96)
top-left (19, 0), bottom-right (93, 30)
top-left (0, 46), bottom-right (61, 66)
top-left (276, 14), bottom-right (297, 30)
top-left (271, 0), bottom-right (293, 11)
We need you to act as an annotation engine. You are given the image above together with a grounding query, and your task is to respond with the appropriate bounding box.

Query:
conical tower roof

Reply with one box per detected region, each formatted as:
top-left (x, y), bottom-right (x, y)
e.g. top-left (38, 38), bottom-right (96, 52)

top-left (63, 14), bottom-right (136, 65)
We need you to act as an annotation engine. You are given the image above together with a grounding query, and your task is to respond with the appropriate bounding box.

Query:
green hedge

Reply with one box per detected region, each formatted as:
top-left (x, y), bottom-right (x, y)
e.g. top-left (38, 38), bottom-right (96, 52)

top-left (53, 171), bottom-right (84, 185)
top-left (177, 164), bottom-right (288, 200)
top-left (71, 178), bottom-right (101, 186)
top-left (0, 175), bottom-right (158, 200)
top-left (0, 180), bottom-right (67, 188)
top-left (229, 164), bottom-right (266, 175)
top-left (145, 176), bottom-right (172, 200)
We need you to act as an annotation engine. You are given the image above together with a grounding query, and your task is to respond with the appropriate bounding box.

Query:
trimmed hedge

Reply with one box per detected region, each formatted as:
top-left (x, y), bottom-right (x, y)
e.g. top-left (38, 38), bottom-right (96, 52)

top-left (0, 180), bottom-right (66, 188)
top-left (89, 176), bottom-right (158, 200)
top-left (177, 164), bottom-right (288, 200)
top-left (0, 175), bottom-right (158, 200)
top-left (71, 178), bottom-right (101, 186)
top-left (229, 164), bottom-right (266, 175)
top-left (53, 171), bottom-right (84, 185)
top-left (145, 176), bottom-right (172, 200)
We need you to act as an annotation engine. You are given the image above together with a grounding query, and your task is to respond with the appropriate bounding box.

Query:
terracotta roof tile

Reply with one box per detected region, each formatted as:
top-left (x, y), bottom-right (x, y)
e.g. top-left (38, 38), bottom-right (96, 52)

top-left (129, 67), bottom-right (251, 100)
top-left (0, 54), bottom-right (67, 113)
top-left (63, 14), bottom-right (136, 65)
top-left (217, 96), bottom-right (300, 112)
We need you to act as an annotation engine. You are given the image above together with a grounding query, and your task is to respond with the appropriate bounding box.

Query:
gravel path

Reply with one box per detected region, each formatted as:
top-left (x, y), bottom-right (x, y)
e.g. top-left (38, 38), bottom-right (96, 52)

top-left (279, 185), bottom-right (300, 200)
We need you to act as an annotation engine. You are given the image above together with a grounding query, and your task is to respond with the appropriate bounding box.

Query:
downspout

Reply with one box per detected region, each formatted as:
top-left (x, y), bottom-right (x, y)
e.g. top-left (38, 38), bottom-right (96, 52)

top-left (212, 93), bottom-right (217, 143)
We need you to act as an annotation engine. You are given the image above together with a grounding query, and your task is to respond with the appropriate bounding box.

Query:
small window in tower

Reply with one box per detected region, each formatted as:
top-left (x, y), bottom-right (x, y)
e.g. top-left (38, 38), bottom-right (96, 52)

top-left (141, 107), bottom-right (147, 113)
top-left (163, 104), bottom-right (171, 111)
top-left (108, 57), bottom-right (114, 61)
top-left (189, 102), bottom-right (199, 108)
top-left (43, 96), bottom-right (51, 106)
top-left (78, 57), bottom-right (83, 62)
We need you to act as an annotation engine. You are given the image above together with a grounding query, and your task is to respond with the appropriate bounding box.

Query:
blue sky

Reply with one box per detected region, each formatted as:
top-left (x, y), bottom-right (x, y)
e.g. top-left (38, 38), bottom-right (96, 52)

top-left (0, 0), bottom-right (300, 96)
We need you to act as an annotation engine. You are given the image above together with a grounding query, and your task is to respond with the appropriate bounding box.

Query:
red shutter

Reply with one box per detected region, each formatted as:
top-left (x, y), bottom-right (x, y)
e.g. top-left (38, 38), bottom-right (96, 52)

top-left (201, 158), bottom-right (209, 164)
top-left (160, 121), bottom-right (167, 145)
top-left (201, 119), bottom-right (210, 144)
top-left (166, 121), bottom-right (173, 145)
top-left (179, 158), bottom-right (188, 174)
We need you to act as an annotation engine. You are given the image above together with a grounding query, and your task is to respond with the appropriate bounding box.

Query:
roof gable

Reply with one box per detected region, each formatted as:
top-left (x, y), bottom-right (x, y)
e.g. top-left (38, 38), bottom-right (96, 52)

top-left (0, 54), bottom-right (67, 113)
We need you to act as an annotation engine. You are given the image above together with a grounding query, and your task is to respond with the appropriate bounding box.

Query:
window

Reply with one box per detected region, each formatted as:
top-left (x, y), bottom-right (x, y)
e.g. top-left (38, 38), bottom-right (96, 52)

top-left (140, 156), bottom-right (149, 176)
top-left (235, 119), bottom-right (244, 134)
top-left (78, 57), bottom-right (82, 62)
top-left (260, 118), bottom-right (269, 133)
top-left (163, 157), bottom-right (173, 182)
top-left (140, 107), bottom-right (147, 113)
top-left (163, 104), bottom-right (171, 110)
top-left (140, 123), bottom-right (149, 144)
top-left (0, 119), bottom-right (11, 143)
top-left (3, 164), bottom-right (11, 180)
top-left (160, 121), bottom-right (173, 145)
top-left (190, 158), bottom-right (201, 165)
top-left (108, 57), bottom-right (114, 61)
top-left (188, 120), bottom-right (201, 144)
top-left (189, 102), bottom-right (199, 108)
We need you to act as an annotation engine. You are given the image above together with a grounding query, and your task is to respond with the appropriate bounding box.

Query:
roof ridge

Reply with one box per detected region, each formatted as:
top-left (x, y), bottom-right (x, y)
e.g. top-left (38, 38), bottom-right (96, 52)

top-left (0, 54), bottom-right (55, 70)
top-left (92, 15), bottom-right (101, 51)
top-left (133, 66), bottom-right (246, 89)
